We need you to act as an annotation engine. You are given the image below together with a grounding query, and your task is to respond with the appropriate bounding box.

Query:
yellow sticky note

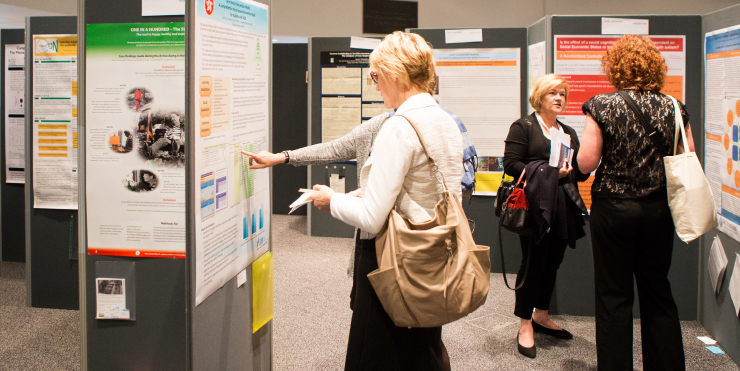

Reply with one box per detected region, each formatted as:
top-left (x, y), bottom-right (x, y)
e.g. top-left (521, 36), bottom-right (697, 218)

top-left (475, 172), bottom-right (505, 193)
top-left (252, 251), bottom-right (274, 333)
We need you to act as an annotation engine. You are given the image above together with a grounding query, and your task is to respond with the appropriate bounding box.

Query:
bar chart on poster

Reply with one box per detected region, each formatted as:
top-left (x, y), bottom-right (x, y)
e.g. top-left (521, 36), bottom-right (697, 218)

top-left (193, 0), bottom-right (270, 305)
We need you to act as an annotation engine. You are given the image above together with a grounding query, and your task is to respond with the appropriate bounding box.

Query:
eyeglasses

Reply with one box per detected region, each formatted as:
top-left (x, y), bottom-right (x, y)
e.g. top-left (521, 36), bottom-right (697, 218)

top-left (369, 71), bottom-right (378, 84)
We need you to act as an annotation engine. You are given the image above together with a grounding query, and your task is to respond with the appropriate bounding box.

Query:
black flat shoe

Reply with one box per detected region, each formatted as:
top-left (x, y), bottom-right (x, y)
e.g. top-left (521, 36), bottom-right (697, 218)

top-left (532, 319), bottom-right (573, 340)
top-left (517, 333), bottom-right (536, 358)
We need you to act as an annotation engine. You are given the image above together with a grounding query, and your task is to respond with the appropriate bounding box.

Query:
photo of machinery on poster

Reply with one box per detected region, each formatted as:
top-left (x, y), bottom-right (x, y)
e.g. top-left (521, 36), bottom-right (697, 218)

top-left (432, 48), bottom-right (521, 195)
top-left (85, 22), bottom-right (186, 258)
top-left (32, 34), bottom-right (78, 209)
top-left (193, 0), bottom-right (270, 305)
top-left (5, 43), bottom-right (25, 184)
top-left (704, 24), bottom-right (740, 242)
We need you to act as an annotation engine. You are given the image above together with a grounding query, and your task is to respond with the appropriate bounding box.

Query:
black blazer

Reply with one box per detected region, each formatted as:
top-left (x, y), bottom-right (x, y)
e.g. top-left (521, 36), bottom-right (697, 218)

top-left (503, 113), bottom-right (589, 247)
top-left (503, 113), bottom-right (589, 184)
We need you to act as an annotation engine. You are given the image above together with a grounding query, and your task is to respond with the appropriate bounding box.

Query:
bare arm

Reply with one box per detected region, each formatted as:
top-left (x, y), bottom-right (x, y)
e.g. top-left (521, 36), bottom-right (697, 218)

top-left (577, 114), bottom-right (603, 174)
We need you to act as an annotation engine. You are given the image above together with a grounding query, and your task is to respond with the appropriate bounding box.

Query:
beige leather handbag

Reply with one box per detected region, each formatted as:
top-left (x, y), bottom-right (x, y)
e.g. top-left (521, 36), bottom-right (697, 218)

top-left (367, 114), bottom-right (491, 328)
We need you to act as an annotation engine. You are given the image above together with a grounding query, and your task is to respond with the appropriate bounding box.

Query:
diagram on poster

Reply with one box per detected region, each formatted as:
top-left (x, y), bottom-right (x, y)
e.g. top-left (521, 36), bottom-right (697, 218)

top-left (85, 23), bottom-right (186, 258)
top-left (705, 25), bottom-right (740, 241)
top-left (32, 34), bottom-right (78, 209)
top-left (194, 0), bottom-right (270, 305)
top-left (5, 44), bottom-right (25, 183)
top-left (432, 48), bottom-right (520, 195)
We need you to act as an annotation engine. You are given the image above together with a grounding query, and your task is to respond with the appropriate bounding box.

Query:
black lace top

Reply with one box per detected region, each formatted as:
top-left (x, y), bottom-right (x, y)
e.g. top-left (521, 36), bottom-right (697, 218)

top-left (582, 90), bottom-right (689, 198)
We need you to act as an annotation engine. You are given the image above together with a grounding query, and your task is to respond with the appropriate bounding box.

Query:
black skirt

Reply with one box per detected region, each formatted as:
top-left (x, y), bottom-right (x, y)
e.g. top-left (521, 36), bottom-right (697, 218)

top-left (344, 235), bottom-right (444, 371)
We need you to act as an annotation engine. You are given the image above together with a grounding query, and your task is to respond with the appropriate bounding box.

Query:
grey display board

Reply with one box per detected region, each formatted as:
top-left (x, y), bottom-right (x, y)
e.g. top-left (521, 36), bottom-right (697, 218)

top-left (541, 15), bottom-right (703, 320)
top-left (307, 37), bottom-right (366, 238)
top-left (701, 4), bottom-right (740, 366)
top-left (1, 28), bottom-right (26, 263)
top-left (78, 1), bottom-right (188, 369)
top-left (25, 16), bottom-right (79, 310)
top-left (272, 42), bottom-right (308, 216)
top-left (186, 0), bottom-right (273, 370)
top-left (410, 28), bottom-right (529, 280)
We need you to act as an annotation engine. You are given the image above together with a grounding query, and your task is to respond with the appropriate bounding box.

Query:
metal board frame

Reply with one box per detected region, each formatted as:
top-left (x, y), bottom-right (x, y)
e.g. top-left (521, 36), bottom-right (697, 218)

top-left (25, 16), bottom-right (79, 310)
top-left (186, 0), bottom-right (273, 370)
top-left (700, 3), bottom-right (740, 366)
top-left (78, 0), bottom-right (187, 369)
top-left (0, 28), bottom-right (26, 263)
top-left (547, 15), bottom-right (703, 319)
top-left (306, 37), bottom-right (365, 238)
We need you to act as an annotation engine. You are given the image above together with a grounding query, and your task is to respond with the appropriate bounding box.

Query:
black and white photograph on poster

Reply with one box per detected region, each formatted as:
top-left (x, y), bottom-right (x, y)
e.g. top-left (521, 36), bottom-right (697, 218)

top-left (126, 87), bottom-right (154, 111)
top-left (95, 278), bottom-right (129, 320)
top-left (123, 169), bottom-right (158, 192)
top-left (135, 109), bottom-right (185, 167)
top-left (108, 129), bottom-right (134, 153)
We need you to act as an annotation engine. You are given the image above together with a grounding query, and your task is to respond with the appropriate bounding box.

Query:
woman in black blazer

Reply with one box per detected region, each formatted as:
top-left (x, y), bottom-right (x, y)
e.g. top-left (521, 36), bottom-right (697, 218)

top-left (502, 74), bottom-right (589, 359)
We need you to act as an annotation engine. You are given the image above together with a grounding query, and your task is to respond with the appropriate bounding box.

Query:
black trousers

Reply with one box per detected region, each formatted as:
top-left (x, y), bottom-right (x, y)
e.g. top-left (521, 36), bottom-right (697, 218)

top-left (590, 194), bottom-right (685, 371)
top-left (513, 234), bottom-right (568, 319)
top-left (344, 236), bottom-right (444, 371)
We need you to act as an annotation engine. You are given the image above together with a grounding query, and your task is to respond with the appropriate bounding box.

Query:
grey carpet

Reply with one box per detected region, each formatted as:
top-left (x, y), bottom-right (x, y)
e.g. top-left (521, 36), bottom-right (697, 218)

top-left (1, 214), bottom-right (738, 370)
top-left (271, 214), bottom-right (740, 371)
top-left (0, 261), bottom-right (80, 371)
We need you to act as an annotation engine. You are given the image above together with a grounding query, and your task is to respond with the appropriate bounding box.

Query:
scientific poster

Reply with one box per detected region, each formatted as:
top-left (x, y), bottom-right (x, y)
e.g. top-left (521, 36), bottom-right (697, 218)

top-left (553, 35), bottom-right (686, 209)
top-left (705, 25), bottom-right (740, 241)
top-left (553, 35), bottom-right (686, 138)
top-left (320, 51), bottom-right (391, 143)
top-left (433, 48), bottom-right (520, 196)
top-left (194, 0), bottom-right (270, 305)
top-left (32, 34), bottom-right (78, 209)
top-left (527, 41), bottom-right (546, 113)
top-left (5, 44), bottom-right (25, 183)
top-left (86, 23), bottom-right (186, 258)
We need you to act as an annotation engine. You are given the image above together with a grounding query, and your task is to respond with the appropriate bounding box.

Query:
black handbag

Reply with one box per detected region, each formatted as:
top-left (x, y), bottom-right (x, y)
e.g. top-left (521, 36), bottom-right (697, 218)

top-left (495, 179), bottom-right (515, 217)
top-left (497, 169), bottom-right (532, 290)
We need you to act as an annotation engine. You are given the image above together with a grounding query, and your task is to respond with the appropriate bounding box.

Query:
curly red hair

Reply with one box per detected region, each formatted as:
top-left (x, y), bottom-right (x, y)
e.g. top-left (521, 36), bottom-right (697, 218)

top-left (602, 35), bottom-right (667, 91)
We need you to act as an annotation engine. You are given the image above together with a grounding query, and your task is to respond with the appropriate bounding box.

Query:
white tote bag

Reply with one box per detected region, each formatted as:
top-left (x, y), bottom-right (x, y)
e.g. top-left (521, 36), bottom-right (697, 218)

top-left (664, 96), bottom-right (718, 243)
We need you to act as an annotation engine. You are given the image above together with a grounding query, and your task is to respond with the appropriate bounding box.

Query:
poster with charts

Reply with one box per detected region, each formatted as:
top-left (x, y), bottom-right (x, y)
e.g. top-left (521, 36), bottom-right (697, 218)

top-left (85, 23), bottom-right (186, 258)
top-left (32, 34), bottom-right (78, 209)
top-left (5, 44), bottom-right (25, 183)
top-left (705, 24), bottom-right (740, 241)
top-left (194, 0), bottom-right (270, 305)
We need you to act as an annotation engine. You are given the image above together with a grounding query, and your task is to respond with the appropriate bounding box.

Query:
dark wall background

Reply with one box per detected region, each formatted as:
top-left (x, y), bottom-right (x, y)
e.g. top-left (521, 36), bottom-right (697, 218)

top-left (272, 42), bottom-right (308, 215)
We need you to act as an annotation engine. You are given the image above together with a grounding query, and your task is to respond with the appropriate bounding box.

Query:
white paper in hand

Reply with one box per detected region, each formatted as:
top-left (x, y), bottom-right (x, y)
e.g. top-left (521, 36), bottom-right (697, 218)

top-left (289, 190), bottom-right (314, 214)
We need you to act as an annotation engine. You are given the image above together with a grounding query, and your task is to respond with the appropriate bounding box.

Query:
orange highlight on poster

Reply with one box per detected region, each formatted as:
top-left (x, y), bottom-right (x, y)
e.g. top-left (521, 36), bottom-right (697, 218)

top-left (436, 60), bottom-right (516, 67)
top-left (556, 51), bottom-right (605, 60)
top-left (707, 52), bottom-right (724, 60)
top-left (660, 76), bottom-right (683, 102)
top-left (728, 158), bottom-right (734, 175)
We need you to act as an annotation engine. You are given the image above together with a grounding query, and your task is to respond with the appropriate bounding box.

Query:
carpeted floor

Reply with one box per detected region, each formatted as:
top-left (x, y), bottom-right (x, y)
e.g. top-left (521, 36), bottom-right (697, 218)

top-left (1, 214), bottom-right (739, 370)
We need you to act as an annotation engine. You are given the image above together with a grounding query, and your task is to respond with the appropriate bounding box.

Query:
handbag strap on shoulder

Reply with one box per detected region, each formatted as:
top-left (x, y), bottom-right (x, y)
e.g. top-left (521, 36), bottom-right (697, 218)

top-left (617, 90), bottom-right (668, 157)
top-left (395, 113), bottom-right (449, 192)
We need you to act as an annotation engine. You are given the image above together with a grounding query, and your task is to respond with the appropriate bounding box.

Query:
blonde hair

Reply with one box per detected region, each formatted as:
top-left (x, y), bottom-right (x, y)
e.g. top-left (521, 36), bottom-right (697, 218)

top-left (369, 31), bottom-right (436, 93)
top-left (529, 74), bottom-right (569, 112)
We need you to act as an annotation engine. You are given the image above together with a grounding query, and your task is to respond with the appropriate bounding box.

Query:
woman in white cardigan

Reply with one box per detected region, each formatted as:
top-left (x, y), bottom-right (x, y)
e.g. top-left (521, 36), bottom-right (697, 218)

top-left (312, 31), bottom-right (463, 371)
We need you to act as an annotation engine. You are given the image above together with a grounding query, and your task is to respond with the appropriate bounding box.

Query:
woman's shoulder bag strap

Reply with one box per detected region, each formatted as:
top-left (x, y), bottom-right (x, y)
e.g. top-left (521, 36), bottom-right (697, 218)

top-left (617, 90), bottom-right (668, 157)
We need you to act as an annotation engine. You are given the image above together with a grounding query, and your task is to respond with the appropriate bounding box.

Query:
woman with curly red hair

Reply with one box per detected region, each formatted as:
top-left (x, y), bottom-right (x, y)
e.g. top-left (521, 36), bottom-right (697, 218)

top-left (577, 35), bottom-right (695, 370)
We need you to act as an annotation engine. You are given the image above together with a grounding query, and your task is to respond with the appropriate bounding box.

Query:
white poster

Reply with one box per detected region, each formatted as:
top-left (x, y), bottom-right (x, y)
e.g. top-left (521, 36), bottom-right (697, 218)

top-left (32, 34), bottom-right (78, 209)
top-left (194, 0), bottom-right (270, 305)
top-left (527, 41), bottom-right (546, 113)
top-left (5, 44), bottom-right (25, 184)
top-left (85, 23), bottom-right (186, 259)
top-left (142, 0), bottom-right (185, 16)
top-left (433, 48), bottom-right (520, 196)
top-left (705, 25), bottom-right (740, 241)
